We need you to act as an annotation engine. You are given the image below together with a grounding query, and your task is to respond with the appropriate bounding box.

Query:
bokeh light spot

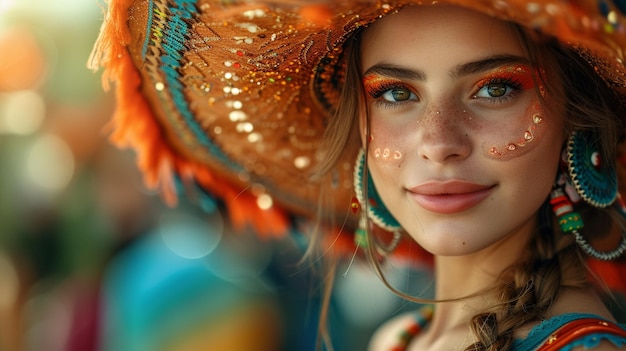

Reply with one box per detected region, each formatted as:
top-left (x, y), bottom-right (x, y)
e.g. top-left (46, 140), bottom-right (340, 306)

top-left (0, 90), bottom-right (45, 135)
top-left (159, 211), bottom-right (223, 259)
top-left (25, 134), bottom-right (74, 193)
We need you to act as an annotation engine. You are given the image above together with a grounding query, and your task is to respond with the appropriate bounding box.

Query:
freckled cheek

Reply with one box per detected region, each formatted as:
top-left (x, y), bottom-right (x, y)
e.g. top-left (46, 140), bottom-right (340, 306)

top-left (479, 101), bottom-right (548, 161)
top-left (367, 121), bottom-right (410, 166)
top-left (365, 98), bottom-right (554, 164)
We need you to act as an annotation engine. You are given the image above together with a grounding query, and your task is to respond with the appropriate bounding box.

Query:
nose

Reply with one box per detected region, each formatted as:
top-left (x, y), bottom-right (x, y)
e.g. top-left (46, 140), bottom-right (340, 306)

top-left (416, 105), bottom-right (472, 163)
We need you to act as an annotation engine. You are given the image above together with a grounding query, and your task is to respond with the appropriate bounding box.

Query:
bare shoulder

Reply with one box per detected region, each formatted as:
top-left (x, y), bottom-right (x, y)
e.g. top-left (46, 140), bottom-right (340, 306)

top-left (548, 287), bottom-right (615, 320)
top-left (368, 311), bottom-right (418, 351)
top-left (516, 288), bottom-right (612, 335)
top-left (521, 288), bottom-right (626, 351)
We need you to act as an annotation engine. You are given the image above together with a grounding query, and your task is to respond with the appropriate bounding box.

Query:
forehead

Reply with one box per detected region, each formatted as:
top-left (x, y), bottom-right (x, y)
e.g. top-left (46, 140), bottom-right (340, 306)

top-left (360, 5), bottom-right (525, 71)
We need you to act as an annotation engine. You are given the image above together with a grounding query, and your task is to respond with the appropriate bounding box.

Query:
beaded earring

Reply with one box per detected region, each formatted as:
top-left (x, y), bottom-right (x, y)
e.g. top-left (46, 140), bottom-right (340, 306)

top-left (353, 149), bottom-right (402, 253)
top-left (566, 131), bottom-right (618, 207)
top-left (550, 187), bottom-right (626, 260)
top-left (550, 132), bottom-right (626, 261)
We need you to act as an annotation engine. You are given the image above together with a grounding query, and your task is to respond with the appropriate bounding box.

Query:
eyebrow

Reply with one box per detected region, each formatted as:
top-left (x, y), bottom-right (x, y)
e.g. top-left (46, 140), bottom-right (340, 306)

top-left (363, 64), bottom-right (426, 81)
top-left (362, 54), bottom-right (530, 81)
top-left (451, 54), bottom-right (530, 78)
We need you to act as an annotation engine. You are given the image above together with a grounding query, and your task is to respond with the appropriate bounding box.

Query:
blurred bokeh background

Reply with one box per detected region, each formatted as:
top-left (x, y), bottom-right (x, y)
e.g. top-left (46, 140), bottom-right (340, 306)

top-left (0, 1), bottom-right (426, 350)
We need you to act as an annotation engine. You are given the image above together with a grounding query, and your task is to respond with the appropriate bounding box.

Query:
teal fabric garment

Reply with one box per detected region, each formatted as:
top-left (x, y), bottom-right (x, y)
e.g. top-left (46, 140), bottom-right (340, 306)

top-left (512, 313), bottom-right (626, 351)
top-left (393, 309), bottom-right (626, 351)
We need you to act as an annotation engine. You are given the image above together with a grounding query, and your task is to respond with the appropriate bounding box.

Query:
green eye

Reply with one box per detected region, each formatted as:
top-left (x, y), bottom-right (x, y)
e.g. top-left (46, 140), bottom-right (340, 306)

top-left (486, 83), bottom-right (507, 97)
top-left (383, 88), bottom-right (414, 102)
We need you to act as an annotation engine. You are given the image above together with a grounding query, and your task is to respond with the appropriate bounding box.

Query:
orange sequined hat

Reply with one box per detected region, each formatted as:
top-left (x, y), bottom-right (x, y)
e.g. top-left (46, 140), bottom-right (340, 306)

top-left (89, 0), bottom-right (626, 258)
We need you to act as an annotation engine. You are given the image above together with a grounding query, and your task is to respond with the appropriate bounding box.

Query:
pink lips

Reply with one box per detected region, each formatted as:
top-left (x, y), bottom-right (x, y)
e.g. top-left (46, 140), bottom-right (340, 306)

top-left (408, 181), bottom-right (495, 214)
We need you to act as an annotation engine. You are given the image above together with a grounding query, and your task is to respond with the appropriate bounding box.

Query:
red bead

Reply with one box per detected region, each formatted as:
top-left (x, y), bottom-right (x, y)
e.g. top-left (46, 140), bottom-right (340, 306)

top-left (351, 197), bottom-right (360, 213)
top-left (550, 194), bottom-right (568, 205)
top-left (407, 323), bottom-right (421, 334)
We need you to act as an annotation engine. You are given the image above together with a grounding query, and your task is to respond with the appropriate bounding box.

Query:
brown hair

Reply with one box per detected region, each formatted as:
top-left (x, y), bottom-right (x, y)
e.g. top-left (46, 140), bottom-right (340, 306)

top-left (310, 21), bottom-right (624, 351)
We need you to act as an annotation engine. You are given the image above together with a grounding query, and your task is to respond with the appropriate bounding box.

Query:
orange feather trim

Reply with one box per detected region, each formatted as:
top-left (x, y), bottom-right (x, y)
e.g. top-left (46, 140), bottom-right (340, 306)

top-left (87, 0), bottom-right (134, 91)
top-left (89, 0), bottom-right (290, 238)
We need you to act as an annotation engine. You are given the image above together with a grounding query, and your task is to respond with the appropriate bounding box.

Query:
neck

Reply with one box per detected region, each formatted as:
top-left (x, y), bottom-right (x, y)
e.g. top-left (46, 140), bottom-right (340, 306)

top-left (426, 223), bottom-right (536, 338)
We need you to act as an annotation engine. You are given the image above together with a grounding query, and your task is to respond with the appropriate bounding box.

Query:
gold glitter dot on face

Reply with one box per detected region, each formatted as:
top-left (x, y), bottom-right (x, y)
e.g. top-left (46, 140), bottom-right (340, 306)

top-left (533, 113), bottom-right (543, 124)
top-left (155, 82), bottom-right (165, 91)
top-left (524, 131), bottom-right (533, 141)
top-left (382, 148), bottom-right (390, 159)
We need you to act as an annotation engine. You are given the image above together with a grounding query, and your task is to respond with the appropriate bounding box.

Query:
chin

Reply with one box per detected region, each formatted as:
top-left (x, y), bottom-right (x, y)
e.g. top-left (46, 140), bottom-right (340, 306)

top-left (422, 242), bottom-right (487, 257)
top-left (406, 227), bottom-right (489, 257)
top-left (405, 225), bottom-right (498, 256)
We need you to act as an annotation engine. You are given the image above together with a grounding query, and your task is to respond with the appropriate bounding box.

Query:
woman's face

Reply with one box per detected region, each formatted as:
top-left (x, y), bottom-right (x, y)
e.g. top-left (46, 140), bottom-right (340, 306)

top-left (360, 5), bottom-right (565, 256)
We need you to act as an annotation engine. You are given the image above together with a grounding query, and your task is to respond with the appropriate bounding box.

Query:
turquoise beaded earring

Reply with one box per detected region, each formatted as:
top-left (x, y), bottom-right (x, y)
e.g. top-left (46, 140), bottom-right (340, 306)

top-left (353, 149), bottom-right (402, 253)
top-left (566, 131), bottom-right (618, 207)
top-left (551, 131), bottom-right (626, 261)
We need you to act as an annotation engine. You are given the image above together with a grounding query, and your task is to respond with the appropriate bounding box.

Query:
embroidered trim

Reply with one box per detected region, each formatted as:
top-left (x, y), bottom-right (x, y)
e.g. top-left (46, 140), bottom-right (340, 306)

top-left (141, 0), bottom-right (154, 58)
top-left (390, 312), bottom-right (626, 351)
top-left (557, 333), bottom-right (626, 351)
top-left (535, 318), bottom-right (626, 351)
top-left (390, 305), bottom-right (433, 351)
top-left (145, 0), bottom-right (244, 173)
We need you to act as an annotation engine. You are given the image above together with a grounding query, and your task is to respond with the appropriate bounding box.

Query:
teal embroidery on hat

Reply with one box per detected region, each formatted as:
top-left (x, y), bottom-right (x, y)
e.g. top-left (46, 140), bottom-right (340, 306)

top-left (142, 0), bottom-right (154, 59)
top-left (146, 0), bottom-right (245, 174)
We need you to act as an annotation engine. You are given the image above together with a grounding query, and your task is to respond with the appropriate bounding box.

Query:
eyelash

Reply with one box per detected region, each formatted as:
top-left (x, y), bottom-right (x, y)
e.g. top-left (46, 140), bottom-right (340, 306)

top-left (365, 80), bottom-right (416, 109)
top-left (363, 74), bottom-right (531, 109)
top-left (472, 76), bottom-right (527, 104)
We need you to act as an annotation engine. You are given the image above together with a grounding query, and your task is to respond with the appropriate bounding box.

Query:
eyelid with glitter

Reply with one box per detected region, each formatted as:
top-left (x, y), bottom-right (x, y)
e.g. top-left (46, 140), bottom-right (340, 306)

top-left (470, 64), bottom-right (537, 104)
top-left (363, 74), bottom-right (418, 107)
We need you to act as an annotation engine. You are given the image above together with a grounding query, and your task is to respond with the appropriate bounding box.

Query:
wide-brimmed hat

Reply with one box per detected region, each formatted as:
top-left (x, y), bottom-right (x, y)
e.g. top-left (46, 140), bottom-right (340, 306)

top-left (89, 0), bottom-right (626, 266)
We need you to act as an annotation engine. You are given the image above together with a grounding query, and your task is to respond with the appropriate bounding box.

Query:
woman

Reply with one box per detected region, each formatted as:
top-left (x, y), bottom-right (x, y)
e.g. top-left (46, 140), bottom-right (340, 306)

top-left (347, 6), bottom-right (626, 350)
top-left (90, 0), bottom-right (626, 349)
